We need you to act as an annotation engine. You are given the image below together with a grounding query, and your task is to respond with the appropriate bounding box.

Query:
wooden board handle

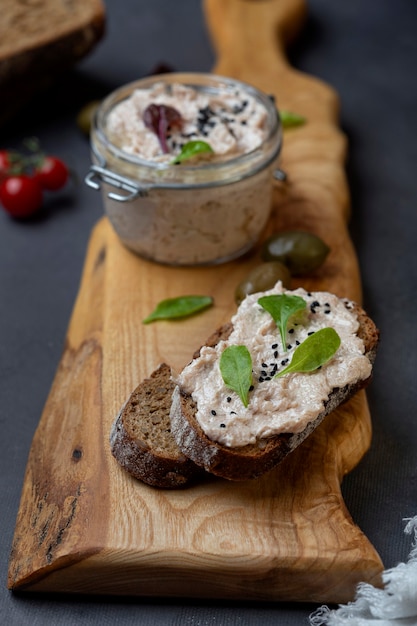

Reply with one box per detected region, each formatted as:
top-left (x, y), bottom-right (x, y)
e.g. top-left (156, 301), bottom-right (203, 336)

top-left (205, 0), bottom-right (360, 304)
top-left (205, 0), bottom-right (307, 73)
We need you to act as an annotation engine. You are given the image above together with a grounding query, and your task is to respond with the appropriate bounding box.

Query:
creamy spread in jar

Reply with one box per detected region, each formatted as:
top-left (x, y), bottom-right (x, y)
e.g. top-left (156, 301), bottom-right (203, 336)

top-left (87, 73), bottom-right (282, 266)
top-left (106, 82), bottom-right (268, 163)
top-left (177, 283), bottom-right (373, 447)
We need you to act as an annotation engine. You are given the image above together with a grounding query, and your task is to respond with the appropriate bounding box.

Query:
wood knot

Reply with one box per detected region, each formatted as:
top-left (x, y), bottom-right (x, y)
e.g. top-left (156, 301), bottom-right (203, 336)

top-left (72, 448), bottom-right (83, 462)
top-left (94, 245), bottom-right (106, 271)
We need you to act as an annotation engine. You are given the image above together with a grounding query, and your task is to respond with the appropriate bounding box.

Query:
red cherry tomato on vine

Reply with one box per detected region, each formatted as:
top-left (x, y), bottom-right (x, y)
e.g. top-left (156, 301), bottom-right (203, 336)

top-left (0, 175), bottom-right (43, 218)
top-left (35, 156), bottom-right (69, 191)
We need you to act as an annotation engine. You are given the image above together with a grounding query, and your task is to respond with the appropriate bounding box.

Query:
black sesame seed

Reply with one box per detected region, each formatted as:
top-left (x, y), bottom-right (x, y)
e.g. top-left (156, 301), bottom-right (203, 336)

top-left (324, 309), bottom-right (331, 314)
top-left (181, 132), bottom-right (197, 138)
top-left (295, 340), bottom-right (300, 346)
top-left (272, 343), bottom-right (278, 349)
top-left (249, 385), bottom-right (254, 391)
top-left (198, 106), bottom-right (215, 120)
top-left (261, 370), bottom-right (267, 377)
top-left (211, 410), bottom-right (217, 416)
top-left (259, 377), bottom-right (264, 382)
top-left (274, 351), bottom-right (279, 358)
top-left (307, 292), bottom-right (312, 297)
top-left (281, 359), bottom-right (289, 366)
top-left (264, 376), bottom-right (271, 381)
top-left (230, 411), bottom-right (237, 415)
top-left (220, 423), bottom-right (226, 428)
top-left (287, 345), bottom-right (292, 350)
top-left (289, 328), bottom-right (295, 334)
top-left (227, 396), bottom-right (232, 403)
top-left (262, 362), bottom-right (268, 368)
top-left (308, 331), bottom-right (315, 336)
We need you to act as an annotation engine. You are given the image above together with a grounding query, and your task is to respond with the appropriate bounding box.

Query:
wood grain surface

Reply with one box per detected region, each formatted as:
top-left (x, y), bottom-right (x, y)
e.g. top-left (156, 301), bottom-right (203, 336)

top-left (8, 0), bottom-right (383, 602)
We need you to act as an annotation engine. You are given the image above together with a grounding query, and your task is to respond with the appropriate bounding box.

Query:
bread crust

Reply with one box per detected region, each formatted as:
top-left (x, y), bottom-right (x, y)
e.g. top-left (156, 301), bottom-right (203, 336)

top-left (110, 363), bottom-right (203, 489)
top-left (170, 301), bottom-right (379, 481)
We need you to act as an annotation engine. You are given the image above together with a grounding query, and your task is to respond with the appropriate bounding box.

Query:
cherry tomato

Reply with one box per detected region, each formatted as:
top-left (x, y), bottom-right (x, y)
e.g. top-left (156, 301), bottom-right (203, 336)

top-left (0, 175), bottom-right (43, 218)
top-left (36, 156), bottom-right (69, 191)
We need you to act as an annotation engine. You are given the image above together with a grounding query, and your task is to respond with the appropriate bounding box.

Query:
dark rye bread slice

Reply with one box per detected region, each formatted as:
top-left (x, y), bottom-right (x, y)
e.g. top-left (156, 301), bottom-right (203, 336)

top-left (110, 363), bottom-right (203, 489)
top-left (170, 303), bottom-right (379, 482)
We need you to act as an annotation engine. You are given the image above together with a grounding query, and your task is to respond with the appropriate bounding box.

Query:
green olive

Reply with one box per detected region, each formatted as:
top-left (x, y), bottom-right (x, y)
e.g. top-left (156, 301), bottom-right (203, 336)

top-left (260, 230), bottom-right (330, 275)
top-left (235, 262), bottom-right (292, 305)
top-left (76, 100), bottom-right (101, 136)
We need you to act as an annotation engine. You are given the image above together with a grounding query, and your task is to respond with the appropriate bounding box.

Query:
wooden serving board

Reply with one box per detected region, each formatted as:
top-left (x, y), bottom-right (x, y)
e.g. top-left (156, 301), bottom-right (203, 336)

top-left (8, 0), bottom-right (383, 603)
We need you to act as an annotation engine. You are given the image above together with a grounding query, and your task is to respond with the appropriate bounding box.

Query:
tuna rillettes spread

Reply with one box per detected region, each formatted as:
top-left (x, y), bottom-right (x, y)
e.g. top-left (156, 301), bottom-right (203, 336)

top-left (106, 82), bottom-right (268, 163)
top-left (176, 283), bottom-right (373, 447)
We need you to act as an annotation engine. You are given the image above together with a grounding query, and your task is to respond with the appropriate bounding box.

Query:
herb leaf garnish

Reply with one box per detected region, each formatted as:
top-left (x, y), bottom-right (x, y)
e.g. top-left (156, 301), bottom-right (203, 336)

top-left (143, 104), bottom-right (182, 153)
top-left (280, 110), bottom-right (306, 129)
top-left (258, 294), bottom-right (306, 348)
top-left (219, 345), bottom-right (253, 408)
top-left (276, 327), bottom-right (341, 377)
top-left (171, 140), bottom-right (214, 165)
top-left (143, 295), bottom-right (213, 324)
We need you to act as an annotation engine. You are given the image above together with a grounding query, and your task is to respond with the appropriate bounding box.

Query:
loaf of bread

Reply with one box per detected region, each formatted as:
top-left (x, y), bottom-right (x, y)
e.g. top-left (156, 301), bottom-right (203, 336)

top-left (170, 285), bottom-right (379, 481)
top-left (110, 363), bottom-right (204, 489)
top-left (0, 0), bottom-right (105, 125)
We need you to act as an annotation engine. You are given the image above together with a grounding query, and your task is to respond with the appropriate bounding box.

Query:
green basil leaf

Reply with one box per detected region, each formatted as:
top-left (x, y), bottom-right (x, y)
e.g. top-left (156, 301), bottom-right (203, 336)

top-left (219, 345), bottom-right (253, 408)
top-left (276, 327), bottom-right (341, 377)
top-left (280, 110), bottom-right (306, 129)
top-left (258, 294), bottom-right (306, 347)
top-left (171, 140), bottom-right (214, 164)
top-left (143, 295), bottom-right (213, 323)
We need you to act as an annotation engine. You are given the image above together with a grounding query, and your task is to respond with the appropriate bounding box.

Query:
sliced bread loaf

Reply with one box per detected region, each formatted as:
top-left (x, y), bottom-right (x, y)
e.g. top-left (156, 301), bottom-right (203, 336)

top-left (0, 0), bottom-right (105, 125)
top-left (170, 286), bottom-right (379, 481)
top-left (110, 363), bottom-right (203, 489)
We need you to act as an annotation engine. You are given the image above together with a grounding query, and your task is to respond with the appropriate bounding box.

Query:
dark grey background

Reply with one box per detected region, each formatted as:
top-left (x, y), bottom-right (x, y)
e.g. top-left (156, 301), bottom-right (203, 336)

top-left (1, 1), bottom-right (416, 624)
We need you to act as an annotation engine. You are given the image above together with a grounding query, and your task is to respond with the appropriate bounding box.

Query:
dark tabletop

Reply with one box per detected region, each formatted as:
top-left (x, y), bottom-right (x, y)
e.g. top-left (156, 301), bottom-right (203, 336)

top-left (1, 1), bottom-right (416, 624)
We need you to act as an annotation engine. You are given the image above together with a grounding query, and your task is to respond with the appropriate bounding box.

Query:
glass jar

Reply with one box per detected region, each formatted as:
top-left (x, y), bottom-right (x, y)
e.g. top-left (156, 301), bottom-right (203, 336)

top-left (85, 73), bottom-right (283, 266)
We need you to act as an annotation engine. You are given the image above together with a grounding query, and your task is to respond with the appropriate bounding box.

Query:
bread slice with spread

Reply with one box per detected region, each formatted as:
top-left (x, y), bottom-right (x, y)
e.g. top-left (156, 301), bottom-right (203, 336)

top-left (170, 283), bottom-right (379, 481)
top-left (110, 363), bottom-right (204, 488)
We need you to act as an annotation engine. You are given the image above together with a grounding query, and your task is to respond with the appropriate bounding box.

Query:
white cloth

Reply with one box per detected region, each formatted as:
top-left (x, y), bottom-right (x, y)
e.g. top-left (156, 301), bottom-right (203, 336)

top-left (309, 516), bottom-right (417, 626)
